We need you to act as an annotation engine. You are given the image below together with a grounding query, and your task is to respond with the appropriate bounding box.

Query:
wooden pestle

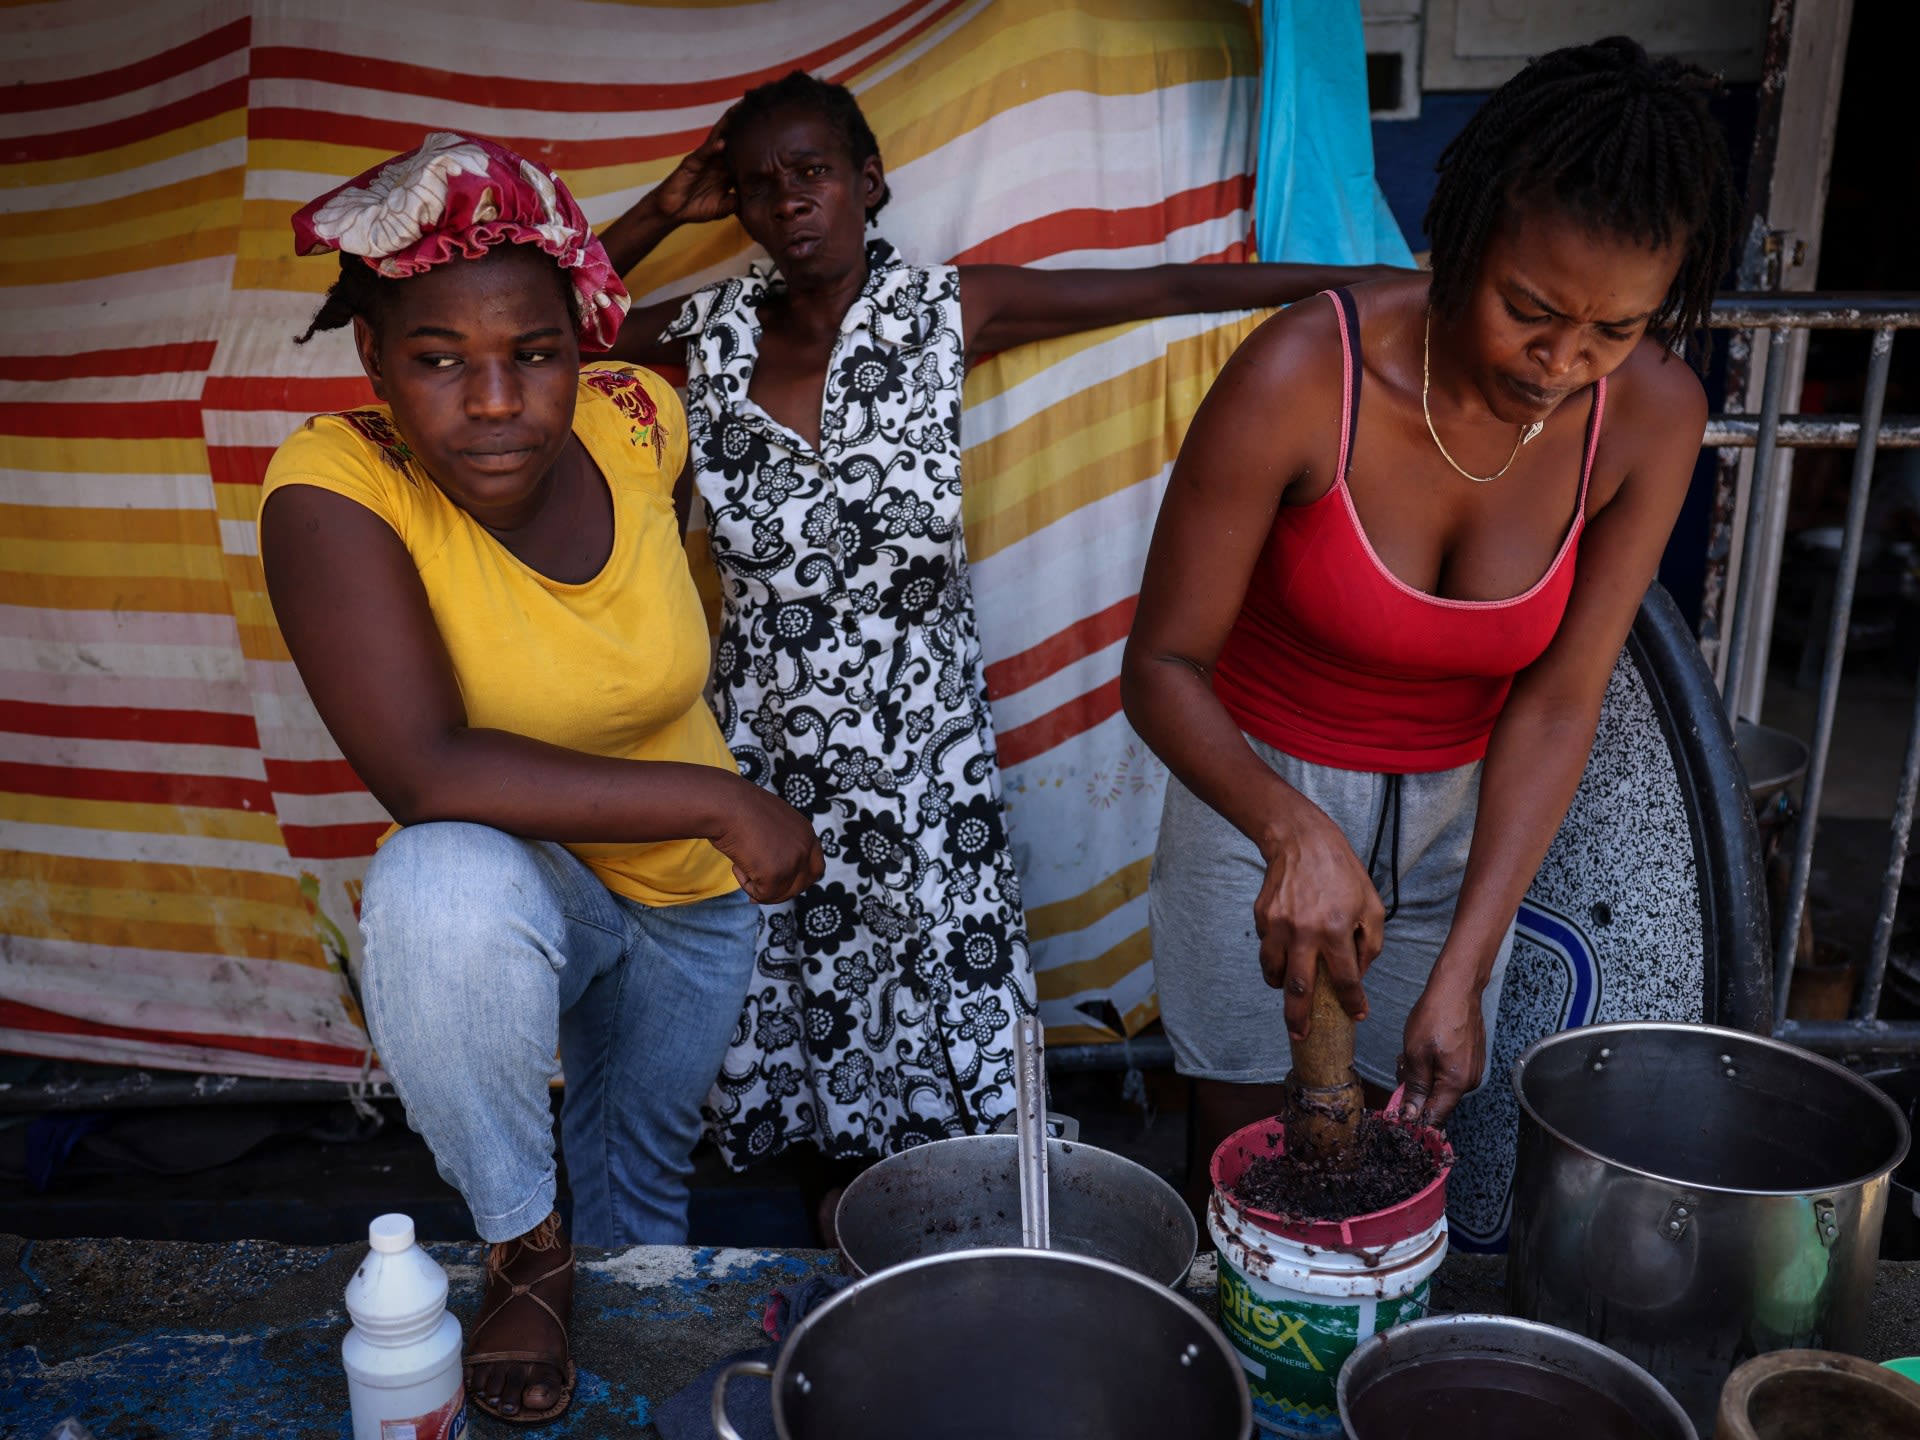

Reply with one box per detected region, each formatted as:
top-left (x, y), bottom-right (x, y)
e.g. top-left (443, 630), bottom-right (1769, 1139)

top-left (1283, 959), bottom-right (1364, 1164)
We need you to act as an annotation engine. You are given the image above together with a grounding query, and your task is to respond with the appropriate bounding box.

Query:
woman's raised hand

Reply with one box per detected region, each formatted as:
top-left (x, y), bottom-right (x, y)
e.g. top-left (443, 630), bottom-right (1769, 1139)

top-left (708, 773), bottom-right (825, 905)
top-left (597, 107), bottom-right (739, 291)
top-left (1253, 798), bottom-right (1385, 1042)
top-left (651, 110), bottom-right (738, 226)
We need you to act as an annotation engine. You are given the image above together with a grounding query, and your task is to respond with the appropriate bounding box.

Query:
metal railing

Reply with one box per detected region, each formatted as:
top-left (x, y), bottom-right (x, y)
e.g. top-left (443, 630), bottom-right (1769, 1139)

top-left (1706, 293), bottom-right (1920, 1061)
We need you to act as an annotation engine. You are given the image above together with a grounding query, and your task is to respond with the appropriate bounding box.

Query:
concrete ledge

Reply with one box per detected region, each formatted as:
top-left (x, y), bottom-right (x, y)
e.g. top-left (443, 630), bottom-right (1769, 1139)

top-left (4, 1236), bottom-right (1917, 1438)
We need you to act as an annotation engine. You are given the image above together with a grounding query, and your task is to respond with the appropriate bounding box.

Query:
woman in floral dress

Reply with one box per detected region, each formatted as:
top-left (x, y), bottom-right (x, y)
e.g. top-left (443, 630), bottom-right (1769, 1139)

top-left (605, 72), bottom-right (1375, 1175)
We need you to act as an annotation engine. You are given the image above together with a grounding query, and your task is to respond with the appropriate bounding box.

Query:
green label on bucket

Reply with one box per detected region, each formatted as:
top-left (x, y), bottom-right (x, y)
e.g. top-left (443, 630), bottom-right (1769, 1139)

top-left (1217, 1258), bottom-right (1429, 1438)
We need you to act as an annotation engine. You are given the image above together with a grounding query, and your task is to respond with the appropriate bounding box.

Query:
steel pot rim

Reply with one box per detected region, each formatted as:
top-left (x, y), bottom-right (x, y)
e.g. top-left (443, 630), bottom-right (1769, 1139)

top-left (764, 1246), bottom-right (1253, 1437)
top-left (1510, 1020), bottom-right (1911, 1196)
top-left (1336, 1312), bottom-right (1698, 1440)
top-left (834, 1132), bottom-right (1198, 1285)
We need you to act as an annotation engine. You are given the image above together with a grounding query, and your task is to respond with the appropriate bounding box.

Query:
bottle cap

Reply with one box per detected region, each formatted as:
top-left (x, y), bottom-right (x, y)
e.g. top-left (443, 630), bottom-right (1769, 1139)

top-left (367, 1213), bottom-right (416, 1254)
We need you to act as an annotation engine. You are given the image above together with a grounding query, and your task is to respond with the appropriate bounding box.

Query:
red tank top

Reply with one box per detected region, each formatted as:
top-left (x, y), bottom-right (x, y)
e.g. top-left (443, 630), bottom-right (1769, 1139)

top-left (1212, 289), bottom-right (1604, 774)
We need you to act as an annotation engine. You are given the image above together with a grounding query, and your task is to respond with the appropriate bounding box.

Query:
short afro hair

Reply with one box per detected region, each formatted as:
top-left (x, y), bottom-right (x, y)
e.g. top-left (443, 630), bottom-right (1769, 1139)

top-left (729, 70), bottom-right (891, 223)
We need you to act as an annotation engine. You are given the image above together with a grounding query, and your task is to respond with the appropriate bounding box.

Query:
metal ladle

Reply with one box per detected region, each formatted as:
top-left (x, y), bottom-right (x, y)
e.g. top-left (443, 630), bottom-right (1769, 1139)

top-left (1013, 1014), bottom-right (1050, 1249)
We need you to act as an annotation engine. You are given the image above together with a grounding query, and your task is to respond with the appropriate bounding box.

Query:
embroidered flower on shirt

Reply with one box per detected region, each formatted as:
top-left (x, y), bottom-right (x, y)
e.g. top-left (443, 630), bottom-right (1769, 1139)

top-left (332, 410), bottom-right (417, 482)
top-left (886, 1112), bottom-right (955, 1152)
top-left (833, 949), bottom-right (878, 998)
top-left (724, 1099), bottom-right (794, 1163)
top-left (761, 1061), bottom-right (805, 1101)
top-left (947, 915), bottom-right (1016, 993)
top-left (826, 1049), bottom-right (875, 1104)
top-left (580, 368), bottom-right (666, 466)
top-left (835, 342), bottom-right (906, 405)
top-left (802, 987), bottom-right (859, 1059)
top-left (957, 995), bottom-right (1011, 1047)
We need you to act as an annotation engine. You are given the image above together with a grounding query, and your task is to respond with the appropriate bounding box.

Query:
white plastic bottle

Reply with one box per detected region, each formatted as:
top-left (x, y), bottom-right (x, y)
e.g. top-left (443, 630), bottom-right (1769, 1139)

top-left (342, 1213), bottom-right (467, 1440)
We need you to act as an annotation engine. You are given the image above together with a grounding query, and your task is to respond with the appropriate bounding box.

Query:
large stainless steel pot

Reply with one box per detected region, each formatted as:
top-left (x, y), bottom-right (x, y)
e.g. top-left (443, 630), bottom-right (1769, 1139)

top-left (1337, 1313), bottom-right (1696, 1440)
top-left (710, 1247), bottom-right (1252, 1440)
top-left (834, 1133), bottom-right (1197, 1286)
top-left (1507, 1022), bottom-right (1909, 1434)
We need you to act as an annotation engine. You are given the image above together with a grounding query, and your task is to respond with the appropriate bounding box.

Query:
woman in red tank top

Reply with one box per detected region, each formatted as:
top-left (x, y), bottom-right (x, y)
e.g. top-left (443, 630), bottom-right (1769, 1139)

top-left (1122, 37), bottom-right (1738, 1192)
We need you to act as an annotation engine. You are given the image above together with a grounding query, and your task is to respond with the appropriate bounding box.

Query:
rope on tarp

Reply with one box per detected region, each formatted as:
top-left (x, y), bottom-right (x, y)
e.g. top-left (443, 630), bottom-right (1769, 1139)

top-left (346, 1047), bottom-right (385, 1133)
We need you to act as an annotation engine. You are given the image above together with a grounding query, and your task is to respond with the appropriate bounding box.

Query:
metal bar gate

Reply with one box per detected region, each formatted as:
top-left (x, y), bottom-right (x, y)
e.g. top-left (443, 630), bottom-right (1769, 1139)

top-left (1707, 293), bottom-right (1920, 1062)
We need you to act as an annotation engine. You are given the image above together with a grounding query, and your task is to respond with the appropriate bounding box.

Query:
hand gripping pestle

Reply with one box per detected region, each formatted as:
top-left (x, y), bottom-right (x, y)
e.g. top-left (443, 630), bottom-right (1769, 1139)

top-left (1282, 960), bottom-right (1364, 1165)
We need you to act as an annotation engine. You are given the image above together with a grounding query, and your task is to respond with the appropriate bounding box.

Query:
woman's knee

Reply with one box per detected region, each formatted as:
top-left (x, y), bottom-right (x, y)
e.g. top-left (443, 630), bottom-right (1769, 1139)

top-left (361, 823), bottom-right (562, 992)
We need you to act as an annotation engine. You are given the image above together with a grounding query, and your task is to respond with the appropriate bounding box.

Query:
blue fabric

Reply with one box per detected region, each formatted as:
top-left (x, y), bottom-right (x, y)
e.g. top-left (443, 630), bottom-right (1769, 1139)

top-left (1255, 0), bottom-right (1414, 266)
top-left (656, 1276), bottom-right (854, 1439)
top-left (24, 1113), bottom-right (106, 1192)
top-left (358, 822), bottom-right (760, 1247)
top-left (762, 1274), bottom-right (855, 1340)
top-left (656, 1343), bottom-right (779, 1440)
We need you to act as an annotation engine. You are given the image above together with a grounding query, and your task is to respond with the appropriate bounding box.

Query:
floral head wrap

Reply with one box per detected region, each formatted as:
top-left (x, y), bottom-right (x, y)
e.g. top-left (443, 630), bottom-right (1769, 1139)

top-left (291, 131), bottom-right (629, 352)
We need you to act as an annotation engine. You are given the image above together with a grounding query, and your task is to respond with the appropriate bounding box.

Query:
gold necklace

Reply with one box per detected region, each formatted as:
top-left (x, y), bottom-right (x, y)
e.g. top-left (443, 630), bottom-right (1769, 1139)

top-left (1422, 309), bottom-right (1543, 484)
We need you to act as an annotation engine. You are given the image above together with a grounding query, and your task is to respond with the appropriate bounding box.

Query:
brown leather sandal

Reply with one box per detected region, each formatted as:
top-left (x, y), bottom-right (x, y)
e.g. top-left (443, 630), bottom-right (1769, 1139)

top-left (465, 1211), bottom-right (576, 1425)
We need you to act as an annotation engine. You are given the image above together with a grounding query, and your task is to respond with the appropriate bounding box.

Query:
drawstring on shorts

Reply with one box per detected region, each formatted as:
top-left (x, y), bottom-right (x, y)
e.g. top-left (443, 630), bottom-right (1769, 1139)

top-left (1364, 772), bottom-right (1403, 926)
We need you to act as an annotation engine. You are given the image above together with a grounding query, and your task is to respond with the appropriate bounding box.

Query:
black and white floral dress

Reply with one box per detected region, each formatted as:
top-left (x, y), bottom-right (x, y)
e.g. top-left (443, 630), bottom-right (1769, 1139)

top-left (666, 240), bottom-right (1035, 1168)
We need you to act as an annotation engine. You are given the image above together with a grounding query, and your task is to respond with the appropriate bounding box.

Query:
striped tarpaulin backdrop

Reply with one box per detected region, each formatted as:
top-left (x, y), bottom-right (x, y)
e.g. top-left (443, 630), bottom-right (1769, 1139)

top-left (2, 0), bottom-right (1268, 1077)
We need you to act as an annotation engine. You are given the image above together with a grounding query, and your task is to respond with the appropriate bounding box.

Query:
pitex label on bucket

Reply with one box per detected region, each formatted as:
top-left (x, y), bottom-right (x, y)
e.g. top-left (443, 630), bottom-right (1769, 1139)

top-left (1217, 1258), bottom-right (1428, 1438)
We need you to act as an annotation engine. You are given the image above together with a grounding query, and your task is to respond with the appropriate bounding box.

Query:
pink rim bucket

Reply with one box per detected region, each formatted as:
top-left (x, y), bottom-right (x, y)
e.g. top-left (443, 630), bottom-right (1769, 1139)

top-left (1209, 1094), bottom-right (1453, 1252)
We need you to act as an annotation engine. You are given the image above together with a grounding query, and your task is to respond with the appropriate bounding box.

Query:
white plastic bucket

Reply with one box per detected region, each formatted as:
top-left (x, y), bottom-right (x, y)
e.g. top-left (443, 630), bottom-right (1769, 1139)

top-left (1209, 1190), bottom-right (1447, 1439)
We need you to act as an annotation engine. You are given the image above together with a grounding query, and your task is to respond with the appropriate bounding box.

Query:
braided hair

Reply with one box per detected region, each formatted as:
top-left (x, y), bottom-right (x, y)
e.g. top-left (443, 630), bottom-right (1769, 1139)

top-left (1424, 35), bottom-right (1736, 352)
top-left (294, 244), bottom-right (572, 345)
top-left (294, 253), bottom-right (393, 344)
top-left (730, 70), bottom-right (891, 222)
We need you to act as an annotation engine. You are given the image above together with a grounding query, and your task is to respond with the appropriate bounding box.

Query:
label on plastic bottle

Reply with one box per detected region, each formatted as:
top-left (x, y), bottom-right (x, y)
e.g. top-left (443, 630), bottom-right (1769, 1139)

top-left (379, 1389), bottom-right (467, 1440)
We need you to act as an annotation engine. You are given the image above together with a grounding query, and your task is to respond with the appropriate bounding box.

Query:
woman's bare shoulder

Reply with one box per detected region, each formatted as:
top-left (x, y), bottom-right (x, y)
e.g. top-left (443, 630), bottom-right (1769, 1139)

top-left (1233, 272), bottom-right (1425, 385)
top-left (1587, 336), bottom-right (1711, 512)
top-left (1606, 335), bottom-right (1710, 432)
top-left (1214, 288), bottom-right (1346, 400)
top-left (1177, 287), bottom-right (1372, 504)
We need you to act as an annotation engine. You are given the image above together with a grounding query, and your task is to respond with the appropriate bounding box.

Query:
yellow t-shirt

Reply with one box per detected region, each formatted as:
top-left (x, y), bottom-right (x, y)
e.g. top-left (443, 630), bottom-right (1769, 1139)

top-left (260, 362), bottom-right (739, 908)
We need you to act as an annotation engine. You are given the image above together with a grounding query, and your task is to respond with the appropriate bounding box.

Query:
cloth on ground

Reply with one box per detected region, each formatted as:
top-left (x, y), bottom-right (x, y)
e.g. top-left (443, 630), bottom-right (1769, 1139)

top-left (655, 1276), bottom-right (854, 1439)
top-left (654, 1342), bottom-right (778, 1440)
top-left (761, 1274), bottom-right (854, 1340)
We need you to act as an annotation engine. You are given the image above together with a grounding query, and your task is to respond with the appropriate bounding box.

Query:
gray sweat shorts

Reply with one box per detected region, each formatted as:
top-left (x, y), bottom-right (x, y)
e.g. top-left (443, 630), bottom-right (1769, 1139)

top-left (1149, 732), bottom-right (1514, 1090)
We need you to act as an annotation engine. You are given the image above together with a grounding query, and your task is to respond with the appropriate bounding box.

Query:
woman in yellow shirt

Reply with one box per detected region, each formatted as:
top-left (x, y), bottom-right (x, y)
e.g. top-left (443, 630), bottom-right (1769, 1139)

top-left (260, 132), bottom-right (822, 1426)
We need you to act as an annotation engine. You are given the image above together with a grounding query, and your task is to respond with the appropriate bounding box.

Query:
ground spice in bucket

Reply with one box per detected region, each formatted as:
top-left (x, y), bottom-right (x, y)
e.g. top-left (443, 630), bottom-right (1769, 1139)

top-left (1232, 1114), bottom-right (1438, 1222)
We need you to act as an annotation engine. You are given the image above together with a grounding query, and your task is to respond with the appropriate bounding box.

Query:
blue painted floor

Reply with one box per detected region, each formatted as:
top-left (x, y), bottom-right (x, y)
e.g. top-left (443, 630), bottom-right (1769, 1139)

top-left (3, 1236), bottom-right (836, 1440)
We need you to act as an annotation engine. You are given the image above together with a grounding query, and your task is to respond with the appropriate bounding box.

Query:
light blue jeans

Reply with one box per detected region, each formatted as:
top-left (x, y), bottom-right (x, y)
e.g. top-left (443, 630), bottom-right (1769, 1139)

top-left (358, 822), bottom-right (759, 1247)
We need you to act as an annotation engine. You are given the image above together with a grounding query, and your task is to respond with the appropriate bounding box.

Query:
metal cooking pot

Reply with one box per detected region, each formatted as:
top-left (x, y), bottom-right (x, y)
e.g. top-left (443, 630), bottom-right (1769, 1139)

top-left (1732, 721), bottom-right (1809, 805)
top-left (710, 1247), bottom-right (1252, 1440)
top-left (1507, 1022), bottom-right (1909, 1435)
top-left (1337, 1313), bottom-right (1696, 1440)
top-left (834, 1133), bottom-right (1197, 1286)
top-left (1864, 1065), bottom-right (1920, 1258)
